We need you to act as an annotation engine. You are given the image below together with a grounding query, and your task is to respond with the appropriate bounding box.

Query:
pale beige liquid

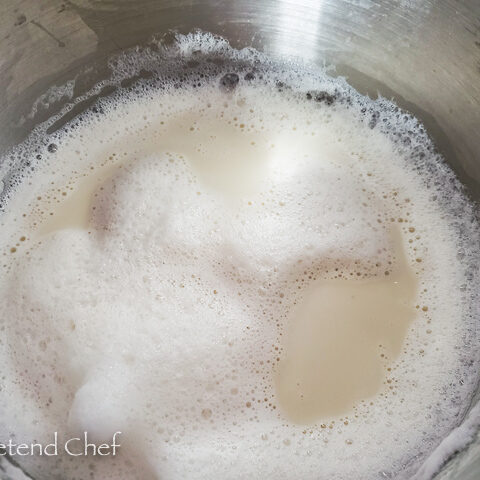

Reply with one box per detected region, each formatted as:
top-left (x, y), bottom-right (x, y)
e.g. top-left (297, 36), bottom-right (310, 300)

top-left (39, 162), bottom-right (122, 234)
top-left (275, 231), bottom-right (416, 422)
top-left (39, 112), bottom-right (270, 235)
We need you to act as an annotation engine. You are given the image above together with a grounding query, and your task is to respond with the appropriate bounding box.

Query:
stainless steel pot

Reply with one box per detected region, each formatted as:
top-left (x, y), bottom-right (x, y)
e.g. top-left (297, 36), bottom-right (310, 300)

top-left (0, 1), bottom-right (479, 478)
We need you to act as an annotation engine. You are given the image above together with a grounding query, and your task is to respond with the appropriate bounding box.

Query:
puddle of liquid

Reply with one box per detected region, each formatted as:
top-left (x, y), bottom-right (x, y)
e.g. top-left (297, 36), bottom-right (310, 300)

top-left (274, 230), bottom-right (417, 423)
top-left (150, 113), bottom-right (272, 197)
top-left (38, 110), bottom-right (275, 236)
top-left (39, 162), bottom-right (122, 235)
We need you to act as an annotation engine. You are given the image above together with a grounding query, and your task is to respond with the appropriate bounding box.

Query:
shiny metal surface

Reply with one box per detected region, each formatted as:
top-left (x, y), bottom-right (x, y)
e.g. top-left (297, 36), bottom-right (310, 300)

top-left (0, 0), bottom-right (479, 478)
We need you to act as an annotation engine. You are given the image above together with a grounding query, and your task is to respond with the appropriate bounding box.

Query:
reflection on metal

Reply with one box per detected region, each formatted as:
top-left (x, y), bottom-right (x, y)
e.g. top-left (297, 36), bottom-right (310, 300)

top-left (30, 20), bottom-right (66, 47)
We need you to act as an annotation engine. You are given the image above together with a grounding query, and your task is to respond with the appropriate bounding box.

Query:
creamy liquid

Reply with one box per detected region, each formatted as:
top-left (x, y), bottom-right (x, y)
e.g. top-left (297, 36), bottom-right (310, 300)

top-left (0, 32), bottom-right (478, 480)
top-left (40, 162), bottom-right (122, 234)
top-left (276, 230), bottom-right (417, 422)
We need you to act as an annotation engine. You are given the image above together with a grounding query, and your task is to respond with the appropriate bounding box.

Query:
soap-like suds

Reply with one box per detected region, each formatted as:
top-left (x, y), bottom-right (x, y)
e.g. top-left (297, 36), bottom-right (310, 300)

top-left (0, 32), bottom-right (478, 480)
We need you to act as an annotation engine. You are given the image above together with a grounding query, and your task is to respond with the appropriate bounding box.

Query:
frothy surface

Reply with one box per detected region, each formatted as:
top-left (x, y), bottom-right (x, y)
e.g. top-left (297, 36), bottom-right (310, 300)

top-left (0, 32), bottom-right (478, 480)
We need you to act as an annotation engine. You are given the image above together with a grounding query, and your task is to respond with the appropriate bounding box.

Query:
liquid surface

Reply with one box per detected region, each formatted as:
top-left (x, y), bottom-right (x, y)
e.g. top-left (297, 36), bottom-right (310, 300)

top-left (276, 231), bottom-right (417, 422)
top-left (0, 32), bottom-right (478, 480)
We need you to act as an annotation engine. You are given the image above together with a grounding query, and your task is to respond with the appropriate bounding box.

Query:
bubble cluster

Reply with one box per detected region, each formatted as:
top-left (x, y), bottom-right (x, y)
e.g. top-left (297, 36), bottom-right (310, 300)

top-left (0, 31), bottom-right (478, 480)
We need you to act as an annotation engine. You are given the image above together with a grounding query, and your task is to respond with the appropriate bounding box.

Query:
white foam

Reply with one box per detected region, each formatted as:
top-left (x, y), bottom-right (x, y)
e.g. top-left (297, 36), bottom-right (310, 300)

top-left (0, 32), bottom-right (478, 480)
